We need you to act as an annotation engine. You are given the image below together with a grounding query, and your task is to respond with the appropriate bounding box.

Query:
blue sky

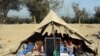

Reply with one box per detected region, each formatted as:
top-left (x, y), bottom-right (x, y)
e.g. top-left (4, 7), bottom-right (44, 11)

top-left (8, 0), bottom-right (100, 18)
top-left (59, 0), bottom-right (100, 17)
top-left (7, 6), bottom-right (31, 18)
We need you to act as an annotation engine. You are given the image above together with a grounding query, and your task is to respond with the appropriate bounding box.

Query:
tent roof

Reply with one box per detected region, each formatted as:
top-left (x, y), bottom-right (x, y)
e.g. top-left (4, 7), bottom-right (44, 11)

top-left (37, 10), bottom-right (71, 29)
top-left (36, 10), bottom-right (91, 44)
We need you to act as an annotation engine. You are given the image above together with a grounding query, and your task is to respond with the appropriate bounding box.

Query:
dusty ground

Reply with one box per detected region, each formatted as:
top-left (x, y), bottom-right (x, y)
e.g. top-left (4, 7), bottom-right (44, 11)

top-left (0, 24), bottom-right (100, 56)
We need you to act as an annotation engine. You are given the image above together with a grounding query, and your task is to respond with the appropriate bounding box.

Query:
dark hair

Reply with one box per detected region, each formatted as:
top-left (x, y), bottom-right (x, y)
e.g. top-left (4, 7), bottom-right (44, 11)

top-left (78, 42), bottom-right (82, 45)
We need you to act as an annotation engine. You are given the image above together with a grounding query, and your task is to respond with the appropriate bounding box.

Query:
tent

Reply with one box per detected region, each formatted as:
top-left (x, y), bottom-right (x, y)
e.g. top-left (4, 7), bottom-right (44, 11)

top-left (35, 10), bottom-right (91, 44)
top-left (4, 10), bottom-right (96, 55)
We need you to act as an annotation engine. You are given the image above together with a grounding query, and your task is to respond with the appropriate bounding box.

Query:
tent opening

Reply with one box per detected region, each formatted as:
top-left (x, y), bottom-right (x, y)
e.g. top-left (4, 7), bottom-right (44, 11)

top-left (14, 31), bottom-right (95, 56)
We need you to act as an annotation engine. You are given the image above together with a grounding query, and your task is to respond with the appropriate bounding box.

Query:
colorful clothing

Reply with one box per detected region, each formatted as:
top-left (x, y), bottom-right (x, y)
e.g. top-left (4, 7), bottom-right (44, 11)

top-left (60, 44), bottom-right (65, 53)
top-left (26, 43), bottom-right (34, 53)
top-left (53, 49), bottom-right (60, 56)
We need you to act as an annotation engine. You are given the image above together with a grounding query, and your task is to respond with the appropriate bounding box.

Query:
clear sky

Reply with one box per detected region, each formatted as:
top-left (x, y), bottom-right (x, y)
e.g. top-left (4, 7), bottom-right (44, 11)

top-left (7, 0), bottom-right (100, 18)
top-left (7, 6), bottom-right (31, 18)
top-left (59, 0), bottom-right (100, 17)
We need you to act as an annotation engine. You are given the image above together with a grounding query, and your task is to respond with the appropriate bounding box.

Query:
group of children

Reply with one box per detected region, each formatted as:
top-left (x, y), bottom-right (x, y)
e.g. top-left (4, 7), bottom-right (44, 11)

top-left (17, 40), bottom-right (44, 56)
top-left (59, 39), bottom-right (82, 56)
top-left (17, 38), bottom-right (94, 56)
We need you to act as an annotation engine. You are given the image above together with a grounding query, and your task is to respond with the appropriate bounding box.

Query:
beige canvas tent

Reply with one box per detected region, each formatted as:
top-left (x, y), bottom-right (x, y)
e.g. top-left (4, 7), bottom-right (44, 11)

top-left (0, 10), bottom-right (99, 55)
top-left (35, 10), bottom-right (91, 44)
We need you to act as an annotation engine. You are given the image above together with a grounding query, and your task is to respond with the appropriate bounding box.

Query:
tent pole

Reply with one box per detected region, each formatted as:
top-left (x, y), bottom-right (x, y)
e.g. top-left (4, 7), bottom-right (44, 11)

top-left (52, 21), bottom-right (55, 38)
top-left (51, 21), bottom-right (56, 49)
